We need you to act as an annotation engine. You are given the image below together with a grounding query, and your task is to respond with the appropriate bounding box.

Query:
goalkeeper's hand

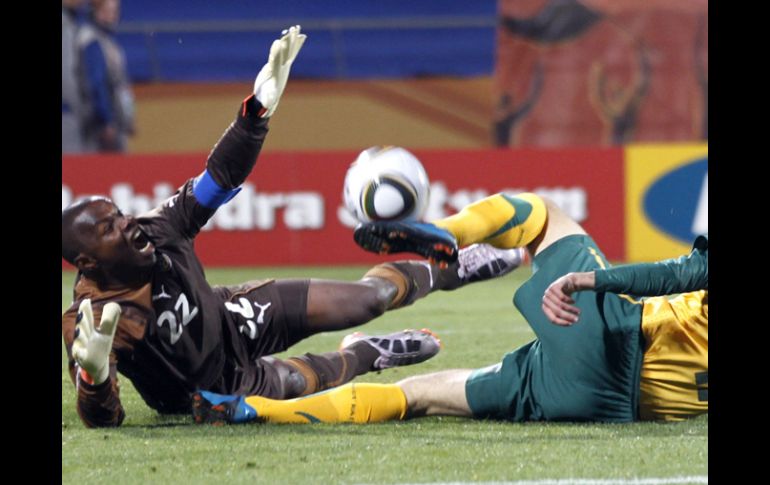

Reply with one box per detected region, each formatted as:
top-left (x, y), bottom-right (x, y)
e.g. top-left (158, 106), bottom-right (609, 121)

top-left (253, 25), bottom-right (307, 118)
top-left (72, 299), bottom-right (121, 386)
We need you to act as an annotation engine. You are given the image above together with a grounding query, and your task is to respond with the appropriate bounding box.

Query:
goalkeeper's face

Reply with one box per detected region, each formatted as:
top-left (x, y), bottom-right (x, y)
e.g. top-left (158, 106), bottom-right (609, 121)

top-left (70, 197), bottom-right (156, 277)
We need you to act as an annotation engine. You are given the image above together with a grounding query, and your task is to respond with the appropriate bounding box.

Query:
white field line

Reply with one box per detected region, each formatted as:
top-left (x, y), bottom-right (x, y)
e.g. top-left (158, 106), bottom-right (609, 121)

top-left (366, 477), bottom-right (708, 485)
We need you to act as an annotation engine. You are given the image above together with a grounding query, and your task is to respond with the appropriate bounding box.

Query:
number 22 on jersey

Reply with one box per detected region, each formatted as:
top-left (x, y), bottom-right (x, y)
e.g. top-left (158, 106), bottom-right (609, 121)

top-left (157, 293), bottom-right (199, 344)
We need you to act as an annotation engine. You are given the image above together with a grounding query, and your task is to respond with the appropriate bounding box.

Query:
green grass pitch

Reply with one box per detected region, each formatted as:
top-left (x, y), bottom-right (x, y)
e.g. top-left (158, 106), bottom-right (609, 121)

top-left (62, 266), bottom-right (707, 484)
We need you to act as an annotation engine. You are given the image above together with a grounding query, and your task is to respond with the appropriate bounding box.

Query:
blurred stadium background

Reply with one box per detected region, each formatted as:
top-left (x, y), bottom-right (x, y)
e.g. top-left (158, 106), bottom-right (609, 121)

top-left (63, 0), bottom-right (708, 268)
top-left (62, 1), bottom-right (708, 483)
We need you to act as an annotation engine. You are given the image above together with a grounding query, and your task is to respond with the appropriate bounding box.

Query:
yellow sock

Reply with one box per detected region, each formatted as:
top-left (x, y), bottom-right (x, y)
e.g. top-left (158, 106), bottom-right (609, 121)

top-left (433, 193), bottom-right (546, 249)
top-left (244, 383), bottom-right (407, 424)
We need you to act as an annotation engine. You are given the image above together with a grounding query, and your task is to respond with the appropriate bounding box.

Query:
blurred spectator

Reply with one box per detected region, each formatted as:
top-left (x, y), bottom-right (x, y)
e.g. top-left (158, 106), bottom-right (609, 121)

top-left (76, 0), bottom-right (135, 152)
top-left (62, 0), bottom-right (86, 153)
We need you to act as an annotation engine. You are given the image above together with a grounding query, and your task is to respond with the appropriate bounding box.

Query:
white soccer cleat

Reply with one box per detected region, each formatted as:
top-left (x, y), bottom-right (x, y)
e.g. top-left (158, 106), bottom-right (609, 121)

top-left (340, 328), bottom-right (442, 370)
top-left (456, 244), bottom-right (527, 284)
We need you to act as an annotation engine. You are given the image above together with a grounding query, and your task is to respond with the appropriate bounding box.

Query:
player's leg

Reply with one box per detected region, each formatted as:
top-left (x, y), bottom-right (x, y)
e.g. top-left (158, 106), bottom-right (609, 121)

top-left (436, 192), bottom-right (548, 251)
top-left (193, 328), bottom-right (444, 424)
top-left (193, 382), bottom-right (409, 425)
top-left (272, 328), bottom-right (443, 394)
top-left (354, 193), bottom-right (586, 262)
top-left (304, 277), bottom-right (396, 332)
top-left (434, 193), bottom-right (586, 258)
top-left (305, 243), bottom-right (526, 332)
top-left (193, 368), bottom-right (474, 424)
top-left (280, 328), bottom-right (442, 397)
top-left (221, 279), bottom-right (440, 385)
top-left (193, 340), bottom-right (556, 425)
top-left (398, 369), bottom-right (474, 417)
top-left (527, 196), bottom-right (587, 257)
top-left (222, 244), bottom-right (525, 342)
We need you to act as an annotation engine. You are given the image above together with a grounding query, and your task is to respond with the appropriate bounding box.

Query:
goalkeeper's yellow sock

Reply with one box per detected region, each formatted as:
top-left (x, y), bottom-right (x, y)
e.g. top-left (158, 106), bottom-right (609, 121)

top-left (244, 383), bottom-right (408, 424)
top-left (433, 193), bottom-right (546, 249)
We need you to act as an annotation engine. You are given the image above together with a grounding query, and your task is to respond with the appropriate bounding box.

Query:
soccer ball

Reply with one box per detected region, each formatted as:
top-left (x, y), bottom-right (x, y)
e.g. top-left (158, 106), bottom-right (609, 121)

top-left (343, 146), bottom-right (430, 223)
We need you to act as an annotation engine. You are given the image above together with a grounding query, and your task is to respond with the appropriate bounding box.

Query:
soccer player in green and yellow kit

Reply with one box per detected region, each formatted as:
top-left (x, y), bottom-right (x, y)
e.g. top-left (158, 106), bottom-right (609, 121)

top-left (191, 192), bottom-right (707, 424)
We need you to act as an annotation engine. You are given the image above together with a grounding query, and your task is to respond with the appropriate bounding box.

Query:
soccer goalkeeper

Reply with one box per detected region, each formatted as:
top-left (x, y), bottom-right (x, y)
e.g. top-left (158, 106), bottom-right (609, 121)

top-left (62, 27), bottom-right (526, 428)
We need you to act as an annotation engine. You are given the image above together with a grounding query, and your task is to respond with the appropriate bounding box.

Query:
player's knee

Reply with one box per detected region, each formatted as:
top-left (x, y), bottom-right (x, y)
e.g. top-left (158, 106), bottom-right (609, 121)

top-left (282, 368), bottom-right (308, 398)
top-left (356, 276), bottom-right (398, 316)
top-left (539, 195), bottom-right (583, 226)
top-left (539, 195), bottom-right (561, 217)
top-left (265, 357), bottom-right (309, 399)
top-left (354, 280), bottom-right (392, 322)
top-left (537, 194), bottom-right (587, 241)
top-left (317, 280), bottom-right (392, 328)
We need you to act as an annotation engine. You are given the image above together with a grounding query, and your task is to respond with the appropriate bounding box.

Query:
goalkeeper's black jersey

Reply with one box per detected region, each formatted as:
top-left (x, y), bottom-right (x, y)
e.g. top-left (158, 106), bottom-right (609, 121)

top-left (62, 96), bottom-right (270, 426)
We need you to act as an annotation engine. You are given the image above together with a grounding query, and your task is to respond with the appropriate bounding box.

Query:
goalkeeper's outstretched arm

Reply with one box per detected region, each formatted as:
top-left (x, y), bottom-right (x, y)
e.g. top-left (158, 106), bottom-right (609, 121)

top-left (196, 26), bottom-right (306, 204)
top-left (165, 26), bottom-right (307, 239)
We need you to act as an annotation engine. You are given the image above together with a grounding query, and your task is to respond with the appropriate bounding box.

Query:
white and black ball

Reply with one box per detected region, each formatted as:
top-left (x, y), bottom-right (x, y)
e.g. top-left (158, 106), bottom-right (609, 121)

top-left (343, 146), bottom-right (430, 223)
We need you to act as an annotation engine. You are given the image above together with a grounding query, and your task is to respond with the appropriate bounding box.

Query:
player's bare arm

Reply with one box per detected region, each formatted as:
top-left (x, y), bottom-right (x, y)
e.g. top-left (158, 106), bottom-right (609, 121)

top-left (542, 271), bottom-right (595, 325)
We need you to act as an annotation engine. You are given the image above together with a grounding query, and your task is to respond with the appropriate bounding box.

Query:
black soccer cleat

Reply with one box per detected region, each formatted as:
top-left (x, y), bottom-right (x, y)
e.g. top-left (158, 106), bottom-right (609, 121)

top-left (353, 221), bottom-right (459, 265)
top-left (192, 390), bottom-right (259, 425)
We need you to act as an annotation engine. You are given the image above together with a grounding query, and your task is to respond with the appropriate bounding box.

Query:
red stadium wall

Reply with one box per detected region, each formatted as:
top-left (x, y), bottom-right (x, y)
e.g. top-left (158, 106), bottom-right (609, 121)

top-left (494, 0), bottom-right (708, 146)
top-left (62, 148), bottom-right (625, 267)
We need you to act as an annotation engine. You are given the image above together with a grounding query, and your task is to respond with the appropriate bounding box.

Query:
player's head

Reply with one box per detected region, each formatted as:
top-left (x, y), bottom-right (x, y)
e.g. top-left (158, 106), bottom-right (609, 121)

top-left (62, 0), bottom-right (86, 9)
top-left (62, 196), bottom-right (155, 284)
top-left (91, 0), bottom-right (120, 29)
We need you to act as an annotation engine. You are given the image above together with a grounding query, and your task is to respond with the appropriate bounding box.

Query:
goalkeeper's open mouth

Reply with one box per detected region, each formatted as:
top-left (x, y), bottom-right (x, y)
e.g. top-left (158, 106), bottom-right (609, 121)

top-left (130, 227), bottom-right (154, 255)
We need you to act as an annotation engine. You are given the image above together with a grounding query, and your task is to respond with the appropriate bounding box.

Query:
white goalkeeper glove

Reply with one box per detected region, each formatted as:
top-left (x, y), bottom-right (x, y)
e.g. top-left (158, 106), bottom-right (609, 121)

top-left (253, 25), bottom-right (307, 118)
top-left (72, 299), bottom-right (121, 386)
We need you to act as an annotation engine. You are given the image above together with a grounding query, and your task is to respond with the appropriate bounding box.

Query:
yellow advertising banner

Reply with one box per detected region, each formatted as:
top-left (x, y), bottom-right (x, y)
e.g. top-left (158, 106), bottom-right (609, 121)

top-left (625, 144), bottom-right (708, 262)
